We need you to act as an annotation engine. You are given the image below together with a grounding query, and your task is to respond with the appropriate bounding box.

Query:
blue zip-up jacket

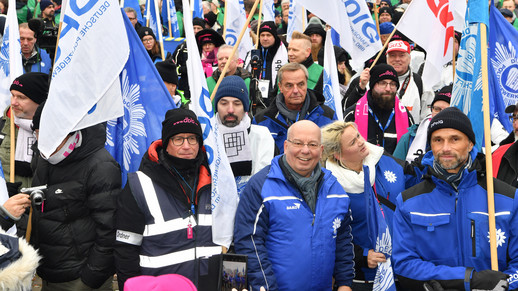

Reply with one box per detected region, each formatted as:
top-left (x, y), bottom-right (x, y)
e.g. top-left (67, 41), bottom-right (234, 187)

top-left (393, 149), bottom-right (518, 290)
top-left (22, 48), bottom-right (52, 74)
top-left (252, 90), bottom-right (337, 154)
top-left (234, 155), bottom-right (354, 290)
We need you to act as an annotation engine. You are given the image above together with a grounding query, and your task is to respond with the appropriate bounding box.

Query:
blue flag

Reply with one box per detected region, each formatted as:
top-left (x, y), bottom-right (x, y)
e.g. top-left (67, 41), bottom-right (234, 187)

top-left (161, 0), bottom-right (180, 38)
top-left (193, 0), bottom-right (203, 18)
top-left (451, 0), bottom-right (489, 151)
top-left (106, 10), bottom-right (176, 185)
top-left (364, 166), bottom-right (396, 291)
top-left (123, 0), bottom-right (144, 25)
top-left (489, 7), bottom-right (517, 133)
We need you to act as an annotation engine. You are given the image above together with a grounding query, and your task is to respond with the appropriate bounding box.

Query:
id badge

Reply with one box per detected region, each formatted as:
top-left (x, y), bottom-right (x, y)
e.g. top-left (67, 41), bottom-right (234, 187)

top-left (258, 79), bottom-right (270, 99)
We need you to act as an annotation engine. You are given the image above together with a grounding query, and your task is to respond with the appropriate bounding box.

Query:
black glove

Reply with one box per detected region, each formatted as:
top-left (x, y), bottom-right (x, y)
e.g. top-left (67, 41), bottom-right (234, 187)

top-left (471, 270), bottom-right (509, 290)
top-left (6, 182), bottom-right (22, 197)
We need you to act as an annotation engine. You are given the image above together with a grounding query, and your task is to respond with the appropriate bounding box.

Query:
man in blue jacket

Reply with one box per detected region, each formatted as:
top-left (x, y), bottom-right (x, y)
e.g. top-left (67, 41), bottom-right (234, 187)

top-left (393, 107), bottom-right (516, 290)
top-left (252, 63), bottom-right (336, 154)
top-left (234, 120), bottom-right (354, 291)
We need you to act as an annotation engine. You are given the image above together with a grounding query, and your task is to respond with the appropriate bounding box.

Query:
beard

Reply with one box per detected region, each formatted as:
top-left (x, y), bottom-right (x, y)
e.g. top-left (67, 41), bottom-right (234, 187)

top-left (222, 114), bottom-right (239, 127)
top-left (311, 43), bottom-right (321, 62)
top-left (436, 152), bottom-right (469, 172)
top-left (371, 90), bottom-right (396, 111)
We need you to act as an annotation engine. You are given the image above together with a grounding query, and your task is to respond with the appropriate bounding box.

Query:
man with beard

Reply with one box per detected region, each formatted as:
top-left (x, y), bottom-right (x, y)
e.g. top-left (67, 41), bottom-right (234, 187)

top-left (393, 107), bottom-right (516, 291)
top-left (344, 64), bottom-right (414, 154)
top-left (214, 76), bottom-right (276, 196)
top-left (303, 21), bottom-right (325, 63)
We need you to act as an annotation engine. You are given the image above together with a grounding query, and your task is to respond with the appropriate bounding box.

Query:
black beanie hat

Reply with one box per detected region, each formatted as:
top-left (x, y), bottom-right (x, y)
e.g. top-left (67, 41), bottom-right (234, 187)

top-left (369, 64), bottom-right (399, 90)
top-left (10, 72), bottom-right (49, 105)
top-left (379, 6), bottom-right (393, 17)
top-left (303, 23), bottom-right (326, 43)
top-left (161, 108), bottom-right (203, 145)
top-left (196, 29), bottom-right (225, 47)
top-left (31, 101), bottom-right (45, 131)
top-left (155, 60), bottom-right (179, 85)
top-left (193, 17), bottom-right (206, 28)
top-left (431, 84), bottom-right (452, 108)
top-left (138, 27), bottom-right (156, 40)
top-left (204, 11), bottom-right (217, 27)
top-left (428, 107), bottom-right (476, 144)
top-left (259, 21), bottom-right (278, 38)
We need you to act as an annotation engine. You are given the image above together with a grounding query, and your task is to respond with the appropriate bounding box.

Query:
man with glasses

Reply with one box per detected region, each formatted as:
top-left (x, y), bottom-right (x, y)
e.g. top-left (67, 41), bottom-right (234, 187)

top-left (344, 64), bottom-right (414, 155)
top-left (234, 120), bottom-right (354, 291)
top-left (114, 108), bottom-right (221, 290)
top-left (492, 102), bottom-right (518, 187)
top-left (253, 63), bottom-right (337, 154)
top-left (393, 85), bottom-right (451, 162)
top-left (124, 7), bottom-right (141, 30)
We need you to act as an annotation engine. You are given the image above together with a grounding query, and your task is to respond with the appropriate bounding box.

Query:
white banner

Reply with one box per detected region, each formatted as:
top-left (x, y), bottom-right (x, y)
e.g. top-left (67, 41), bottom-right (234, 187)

top-left (297, 0), bottom-right (382, 70)
top-left (0, 0), bottom-right (23, 114)
top-left (39, 0), bottom-right (129, 157)
top-left (398, 0), bottom-right (454, 89)
top-left (224, 0), bottom-right (254, 61)
top-left (286, 0), bottom-right (305, 42)
top-left (183, 0), bottom-right (239, 248)
top-left (323, 29), bottom-right (344, 121)
top-left (262, 0), bottom-right (275, 22)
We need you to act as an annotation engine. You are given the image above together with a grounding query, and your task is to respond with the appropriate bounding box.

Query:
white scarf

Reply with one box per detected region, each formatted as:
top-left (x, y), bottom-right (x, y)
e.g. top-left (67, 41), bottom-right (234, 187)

top-left (13, 116), bottom-right (35, 164)
top-left (326, 142), bottom-right (384, 193)
top-left (217, 114), bottom-right (252, 165)
top-left (42, 131), bottom-right (82, 165)
top-left (406, 117), bottom-right (430, 162)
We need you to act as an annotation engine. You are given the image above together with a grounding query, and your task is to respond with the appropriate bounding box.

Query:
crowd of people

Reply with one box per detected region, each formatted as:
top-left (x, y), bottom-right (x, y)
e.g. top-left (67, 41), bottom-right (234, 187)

top-left (1, 0), bottom-right (518, 290)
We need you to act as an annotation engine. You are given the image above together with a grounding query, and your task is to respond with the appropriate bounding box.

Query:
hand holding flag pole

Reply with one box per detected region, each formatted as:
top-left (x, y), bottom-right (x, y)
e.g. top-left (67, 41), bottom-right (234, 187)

top-left (210, 0), bottom-right (261, 102)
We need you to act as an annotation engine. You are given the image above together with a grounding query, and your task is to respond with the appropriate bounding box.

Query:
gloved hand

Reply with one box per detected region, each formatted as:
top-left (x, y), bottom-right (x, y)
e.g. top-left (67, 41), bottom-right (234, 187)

top-left (471, 270), bottom-right (509, 291)
top-left (6, 182), bottom-right (22, 197)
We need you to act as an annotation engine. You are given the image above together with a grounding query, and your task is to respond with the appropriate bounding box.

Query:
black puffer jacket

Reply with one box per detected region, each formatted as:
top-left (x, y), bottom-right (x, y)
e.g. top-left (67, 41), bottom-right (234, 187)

top-left (31, 124), bottom-right (121, 288)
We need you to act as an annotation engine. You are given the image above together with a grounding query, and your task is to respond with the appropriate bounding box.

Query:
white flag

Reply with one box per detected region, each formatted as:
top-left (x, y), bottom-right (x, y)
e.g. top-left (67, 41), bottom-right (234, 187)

top-left (286, 0), bottom-right (305, 42)
top-left (0, 0), bottom-right (23, 114)
top-left (323, 30), bottom-right (343, 121)
top-left (183, 0), bottom-right (238, 248)
top-left (224, 0), bottom-right (254, 61)
top-left (39, 0), bottom-right (129, 157)
top-left (397, 0), bottom-right (454, 89)
top-left (296, 0), bottom-right (382, 70)
top-left (262, 0), bottom-right (275, 22)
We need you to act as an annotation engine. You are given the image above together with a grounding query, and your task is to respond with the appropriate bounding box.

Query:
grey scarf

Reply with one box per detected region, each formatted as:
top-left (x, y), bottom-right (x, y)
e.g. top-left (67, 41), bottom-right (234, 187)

top-left (280, 155), bottom-right (322, 213)
top-left (432, 154), bottom-right (473, 191)
top-left (275, 93), bottom-right (310, 125)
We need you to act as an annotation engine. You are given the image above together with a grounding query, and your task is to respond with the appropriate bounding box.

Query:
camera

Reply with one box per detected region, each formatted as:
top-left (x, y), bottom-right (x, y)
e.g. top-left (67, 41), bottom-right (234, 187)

top-left (20, 185), bottom-right (47, 207)
top-left (249, 49), bottom-right (262, 79)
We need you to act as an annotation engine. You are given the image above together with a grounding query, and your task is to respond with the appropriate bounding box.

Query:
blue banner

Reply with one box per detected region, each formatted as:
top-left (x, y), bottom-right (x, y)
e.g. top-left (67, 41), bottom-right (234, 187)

top-left (161, 0), bottom-right (180, 38)
top-left (106, 10), bottom-right (176, 185)
top-left (489, 6), bottom-right (518, 132)
top-left (193, 0), bottom-right (203, 18)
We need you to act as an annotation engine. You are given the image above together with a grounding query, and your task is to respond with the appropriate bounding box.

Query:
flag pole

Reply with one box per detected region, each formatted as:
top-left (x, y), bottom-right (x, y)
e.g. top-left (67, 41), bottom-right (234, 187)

top-left (9, 109), bottom-right (14, 183)
top-left (374, 3), bottom-right (380, 38)
top-left (369, 3), bottom-right (412, 69)
top-left (210, 0), bottom-right (261, 101)
top-left (167, 0), bottom-right (173, 38)
top-left (223, 0), bottom-right (228, 39)
top-left (480, 21), bottom-right (499, 271)
top-left (452, 34), bottom-right (456, 82)
top-left (146, 0), bottom-right (151, 27)
top-left (255, 0), bottom-right (263, 49)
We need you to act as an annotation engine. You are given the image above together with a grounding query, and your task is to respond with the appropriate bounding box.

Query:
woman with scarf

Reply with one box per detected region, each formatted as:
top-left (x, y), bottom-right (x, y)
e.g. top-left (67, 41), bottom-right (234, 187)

top-left (138, 27), bottom-right (170, 64)
top-left (322, 121), bottom-right (407, 290)
top-left (195, 28), bottom-right (225, 78)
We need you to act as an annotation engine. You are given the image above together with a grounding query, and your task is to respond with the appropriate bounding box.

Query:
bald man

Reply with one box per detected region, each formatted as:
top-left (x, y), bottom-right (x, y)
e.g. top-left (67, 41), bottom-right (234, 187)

top-left (234, 120), bottom-right (354, 291)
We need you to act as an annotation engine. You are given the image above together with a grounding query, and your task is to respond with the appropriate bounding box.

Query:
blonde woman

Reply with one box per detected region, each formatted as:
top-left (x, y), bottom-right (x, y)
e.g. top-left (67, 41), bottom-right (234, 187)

top-left (322, 121), bottom-right (407, 290)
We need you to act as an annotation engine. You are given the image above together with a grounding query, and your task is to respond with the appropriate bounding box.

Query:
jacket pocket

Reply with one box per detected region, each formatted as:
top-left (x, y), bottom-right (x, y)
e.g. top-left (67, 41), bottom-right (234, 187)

top-left (410, 212), bottom-right (450, 231)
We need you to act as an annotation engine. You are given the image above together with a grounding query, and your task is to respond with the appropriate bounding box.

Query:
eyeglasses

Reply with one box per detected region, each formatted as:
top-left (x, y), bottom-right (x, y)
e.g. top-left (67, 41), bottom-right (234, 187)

top-left (377, 81), bottom-right (398, 88)
top-left (432, 106), bottom-right (444, 113)
top-left (142, 37), bottom-right (154, 43)
top-left (171, 136), bottom-right (198, 146)
top-left (509, 115), bottom-right (518, 123)
top-left (287, 139), bottom-right (320, 149)
top-left (128, 17), bottom-right (137, 20)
